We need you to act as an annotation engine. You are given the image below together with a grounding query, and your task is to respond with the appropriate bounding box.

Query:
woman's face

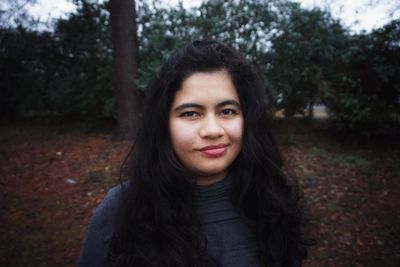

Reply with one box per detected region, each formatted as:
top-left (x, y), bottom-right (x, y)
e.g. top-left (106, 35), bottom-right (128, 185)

top-left (169, 70), bottom-right (244, 185)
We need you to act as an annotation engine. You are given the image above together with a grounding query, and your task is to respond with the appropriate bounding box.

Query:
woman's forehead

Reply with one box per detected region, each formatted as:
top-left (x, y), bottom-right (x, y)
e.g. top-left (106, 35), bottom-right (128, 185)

top-left (172, 71), bottom-right (239, 105)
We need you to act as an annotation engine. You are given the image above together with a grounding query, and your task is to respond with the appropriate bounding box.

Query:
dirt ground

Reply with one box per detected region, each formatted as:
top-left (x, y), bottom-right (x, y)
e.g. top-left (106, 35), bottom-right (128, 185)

top-left (0, 119), bottom-right (399, 267)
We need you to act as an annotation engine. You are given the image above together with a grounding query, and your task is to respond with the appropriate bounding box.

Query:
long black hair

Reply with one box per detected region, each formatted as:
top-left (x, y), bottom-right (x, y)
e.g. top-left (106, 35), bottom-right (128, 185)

top-left (108, 40), bottom-right (308, 266)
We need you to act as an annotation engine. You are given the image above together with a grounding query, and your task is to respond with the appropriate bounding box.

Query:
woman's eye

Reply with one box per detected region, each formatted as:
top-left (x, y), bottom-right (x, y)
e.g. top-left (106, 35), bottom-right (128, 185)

top-left (180, 111), bottom-right (199, 118)
top-left (221, 109), bottom-right (237, 116)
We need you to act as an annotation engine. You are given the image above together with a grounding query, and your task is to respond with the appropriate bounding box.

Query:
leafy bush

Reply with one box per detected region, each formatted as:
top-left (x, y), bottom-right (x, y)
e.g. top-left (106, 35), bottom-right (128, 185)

top-left (323, 20), bottom-right (400, 135)
top-left (1, 0), bottom-right (398, 135)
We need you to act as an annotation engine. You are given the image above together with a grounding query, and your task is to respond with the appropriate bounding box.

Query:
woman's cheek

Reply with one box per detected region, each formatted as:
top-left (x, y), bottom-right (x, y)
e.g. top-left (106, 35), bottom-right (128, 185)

top-left (226, 118), bottom-right (244, 141)
top-left (170, 121), bottom-right (197, 147)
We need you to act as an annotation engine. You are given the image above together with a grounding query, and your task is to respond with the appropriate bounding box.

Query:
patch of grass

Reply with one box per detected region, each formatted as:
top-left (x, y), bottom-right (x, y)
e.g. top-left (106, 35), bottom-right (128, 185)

top-left (335, 154), bottom-right (369, 166)
top-left (85, 170), bottom-right (120, 189)
top-left (287, 134), bottom-right (298, 146)
top-left (308, 146), bottom-right (325, 157)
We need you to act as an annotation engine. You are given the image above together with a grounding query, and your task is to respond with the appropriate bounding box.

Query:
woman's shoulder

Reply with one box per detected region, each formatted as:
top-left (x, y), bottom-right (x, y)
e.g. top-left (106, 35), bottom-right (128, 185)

top-left (102, 184), bottom-right (124, 207)
top-left (95, 183), bottom-right (126, 223)
top-left (84, 183), bottom-right (127, 241)
top-left (78, 183), bottom-right (127, 266)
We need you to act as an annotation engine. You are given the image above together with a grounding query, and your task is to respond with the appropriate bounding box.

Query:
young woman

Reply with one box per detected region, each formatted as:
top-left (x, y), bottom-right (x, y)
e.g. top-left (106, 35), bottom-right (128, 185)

top-left (78, 40), bottom-right (308, 267)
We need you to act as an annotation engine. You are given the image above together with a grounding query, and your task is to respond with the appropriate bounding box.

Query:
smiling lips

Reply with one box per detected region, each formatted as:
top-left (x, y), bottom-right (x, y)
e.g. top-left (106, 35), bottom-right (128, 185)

top-left (198, 144), bottom-right (228, 157)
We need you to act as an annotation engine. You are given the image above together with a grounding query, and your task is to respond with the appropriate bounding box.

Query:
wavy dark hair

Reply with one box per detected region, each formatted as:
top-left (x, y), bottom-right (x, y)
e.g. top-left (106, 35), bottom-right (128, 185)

top-left (108, 40), bottom-right (308, 267)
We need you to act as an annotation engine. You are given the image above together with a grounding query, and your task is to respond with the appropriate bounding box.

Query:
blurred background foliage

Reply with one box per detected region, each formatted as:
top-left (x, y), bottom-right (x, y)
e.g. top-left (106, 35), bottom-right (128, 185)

top-left (1, 0), bottom-right (399, 135)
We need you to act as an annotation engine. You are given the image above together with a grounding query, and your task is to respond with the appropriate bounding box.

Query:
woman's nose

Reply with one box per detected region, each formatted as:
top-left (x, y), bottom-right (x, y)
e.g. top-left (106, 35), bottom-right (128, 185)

top-left (199, 115), bottom-right (224, 138)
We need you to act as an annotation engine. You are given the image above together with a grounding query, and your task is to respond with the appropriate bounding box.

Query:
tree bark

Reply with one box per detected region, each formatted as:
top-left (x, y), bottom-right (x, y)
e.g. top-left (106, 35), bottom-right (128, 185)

top-left (308, 91), bottom-right (315, 120)
top-left (109, 0), bottom-right (141, 141)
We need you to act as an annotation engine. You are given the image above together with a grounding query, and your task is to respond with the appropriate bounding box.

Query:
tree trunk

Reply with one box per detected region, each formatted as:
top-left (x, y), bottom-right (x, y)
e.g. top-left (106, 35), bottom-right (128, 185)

top-left (109, 0), bottom-right (141, 141)
top-left (308, 92), bottom-right (315, 120)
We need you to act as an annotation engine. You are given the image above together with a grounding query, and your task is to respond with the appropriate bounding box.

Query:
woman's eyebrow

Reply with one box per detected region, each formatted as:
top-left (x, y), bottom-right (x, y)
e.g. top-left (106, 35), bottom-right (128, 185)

top-left (216, 99), bottom-right (241, 109)
top-left (173, 103), bottom-right (204, 112)
top-left (173, 99), bottom-right (241, 112)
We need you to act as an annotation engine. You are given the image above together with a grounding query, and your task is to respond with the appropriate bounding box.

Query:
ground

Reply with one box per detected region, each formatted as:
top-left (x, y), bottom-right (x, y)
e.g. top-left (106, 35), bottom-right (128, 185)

top-left (0, 118), bottom-right (399, 267)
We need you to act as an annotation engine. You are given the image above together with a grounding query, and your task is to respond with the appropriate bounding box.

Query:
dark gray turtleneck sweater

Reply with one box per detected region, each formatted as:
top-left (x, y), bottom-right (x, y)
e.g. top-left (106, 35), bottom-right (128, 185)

top-left (196, 177), bottom-right (262, 266)
top-left (78, 177), bottom-right (263, 266)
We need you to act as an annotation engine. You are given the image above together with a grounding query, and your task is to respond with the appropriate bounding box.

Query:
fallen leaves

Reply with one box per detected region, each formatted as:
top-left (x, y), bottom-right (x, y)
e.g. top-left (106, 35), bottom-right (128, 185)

top-left (0, 120), bottom-right (399, 266)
